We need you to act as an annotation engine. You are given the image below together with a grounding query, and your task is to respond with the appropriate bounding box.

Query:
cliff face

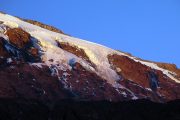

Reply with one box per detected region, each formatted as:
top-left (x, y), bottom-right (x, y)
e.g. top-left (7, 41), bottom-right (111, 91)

top-left (0, 12), bottom-right (180, 103)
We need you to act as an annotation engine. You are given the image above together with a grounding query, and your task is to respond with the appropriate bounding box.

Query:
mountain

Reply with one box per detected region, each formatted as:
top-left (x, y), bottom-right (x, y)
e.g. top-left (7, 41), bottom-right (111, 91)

top-left (1, 12), bottom-right (180, 120)
top-left (0, 12), bottom-right (180, 104)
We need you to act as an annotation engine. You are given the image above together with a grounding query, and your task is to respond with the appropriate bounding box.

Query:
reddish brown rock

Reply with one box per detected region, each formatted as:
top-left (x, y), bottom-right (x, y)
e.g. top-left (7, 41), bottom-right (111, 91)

top-left (108, 54), bottom-right (180, 102)
top-left (5, 28), bottom-right (31, 49)
top-left (108, 54), bottom-right (151, 88)
top-left (57, 42), bottom-right (95, 67)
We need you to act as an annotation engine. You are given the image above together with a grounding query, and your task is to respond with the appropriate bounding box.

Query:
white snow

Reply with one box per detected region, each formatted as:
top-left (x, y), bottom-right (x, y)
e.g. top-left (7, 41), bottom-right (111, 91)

top-left (0, 32), bottom-right (8, 40)
top-left (3, 21), bottom-right (19, 28)
top-left (31, 63), bottom-right (43, 68)
top-left (114, 83), bottom-right (138, 99)
top-left (6, 58), bottom-right (13, 63)
top-left (0, 12), bottom-right (179, 86)
top-left (146, 88), bottom-right (152, 91)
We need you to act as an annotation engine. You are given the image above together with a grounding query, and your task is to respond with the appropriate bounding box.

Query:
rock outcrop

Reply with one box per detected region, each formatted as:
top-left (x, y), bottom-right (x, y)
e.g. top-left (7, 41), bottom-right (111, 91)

top-left (24, 19), bottom-right (65, 35)
top-left (6, 28), bottom-right (31, 49)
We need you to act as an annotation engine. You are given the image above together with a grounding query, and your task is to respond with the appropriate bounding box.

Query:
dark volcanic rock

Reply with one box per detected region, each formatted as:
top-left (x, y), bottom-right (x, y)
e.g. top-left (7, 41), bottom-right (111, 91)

top-left (0, 62), bottom-right (125, 102)
top-left (0, 64), bottom-right (72, 101)
top-left (0, 37), bottom-right (9, 57)
top-left (62, 62), bottom-right (125, 101)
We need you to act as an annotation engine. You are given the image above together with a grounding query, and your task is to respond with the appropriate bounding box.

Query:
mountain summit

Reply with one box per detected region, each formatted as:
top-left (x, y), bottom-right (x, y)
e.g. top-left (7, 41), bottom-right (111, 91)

top-left (0, 12), bottom-right (180, 103)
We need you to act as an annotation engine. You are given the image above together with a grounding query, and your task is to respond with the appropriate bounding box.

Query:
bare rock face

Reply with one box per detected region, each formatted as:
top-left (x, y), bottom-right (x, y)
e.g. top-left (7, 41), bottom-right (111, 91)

top-left (2, 28), bottom-right (40, 63)
top-left (6, 28), bottom-right (31, 49)
top-left (57, 42), bottom-right (89, 60)
top-left (108, 54), bottom-right (180, 102)
top-left (108, 54), bottom-right (151, 88)
top-left (57, 42), bottom-right (95, 67)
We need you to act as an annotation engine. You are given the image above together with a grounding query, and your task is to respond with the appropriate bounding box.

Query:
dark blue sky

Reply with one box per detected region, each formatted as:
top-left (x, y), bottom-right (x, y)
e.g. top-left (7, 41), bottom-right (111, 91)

top-left (1, 0), bottom-right (180, 67)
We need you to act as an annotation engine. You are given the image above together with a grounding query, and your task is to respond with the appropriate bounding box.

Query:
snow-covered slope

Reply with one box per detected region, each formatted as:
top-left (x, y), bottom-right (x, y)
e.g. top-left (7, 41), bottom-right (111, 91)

top-left (0, 12), bottom-right (180, 102)
top-left (0, 13), bottom-right (179, 84)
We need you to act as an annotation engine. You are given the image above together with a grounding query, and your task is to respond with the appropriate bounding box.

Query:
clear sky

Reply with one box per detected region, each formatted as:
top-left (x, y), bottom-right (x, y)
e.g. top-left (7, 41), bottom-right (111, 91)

top-left (1, 0), bottom-right (180, 67)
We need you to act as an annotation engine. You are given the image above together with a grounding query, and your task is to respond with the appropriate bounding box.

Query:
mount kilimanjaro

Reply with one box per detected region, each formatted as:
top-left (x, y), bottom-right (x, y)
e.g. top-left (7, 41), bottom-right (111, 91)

top-left (0, 12), bottom-right (180, 120)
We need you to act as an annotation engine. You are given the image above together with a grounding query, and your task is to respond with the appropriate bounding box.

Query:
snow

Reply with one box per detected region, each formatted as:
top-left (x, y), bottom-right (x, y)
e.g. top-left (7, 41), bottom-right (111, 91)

top-left (3, 21), bottom-right (19, 28)
top-left (0, 24), bottom-right (6, 33)
top-left (6, 58), bottom-right (13, 63)
top-left (31, 63), bottom-right (43, 68)
top-left (114, 83), bottom-right (138, 99)
top-left (0, 12), bottom-right (179, 87)
top-left (0, 32), bottom-right (8, 40)
top-left (49, 65), bottom-right (59, 76)
top-left (0, 13), bottom-right (120, 85)
top-left (116, 67), bottom-right (122, 72)
top-left (121, 92), bottom-right (127, 97)
top-left (146, 88), bottom-right (152, 91)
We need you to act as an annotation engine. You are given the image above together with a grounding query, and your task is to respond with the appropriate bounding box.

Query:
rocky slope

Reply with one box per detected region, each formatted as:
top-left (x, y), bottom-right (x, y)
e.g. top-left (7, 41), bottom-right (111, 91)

top-left (0, 12), bottom-right (180, 103)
